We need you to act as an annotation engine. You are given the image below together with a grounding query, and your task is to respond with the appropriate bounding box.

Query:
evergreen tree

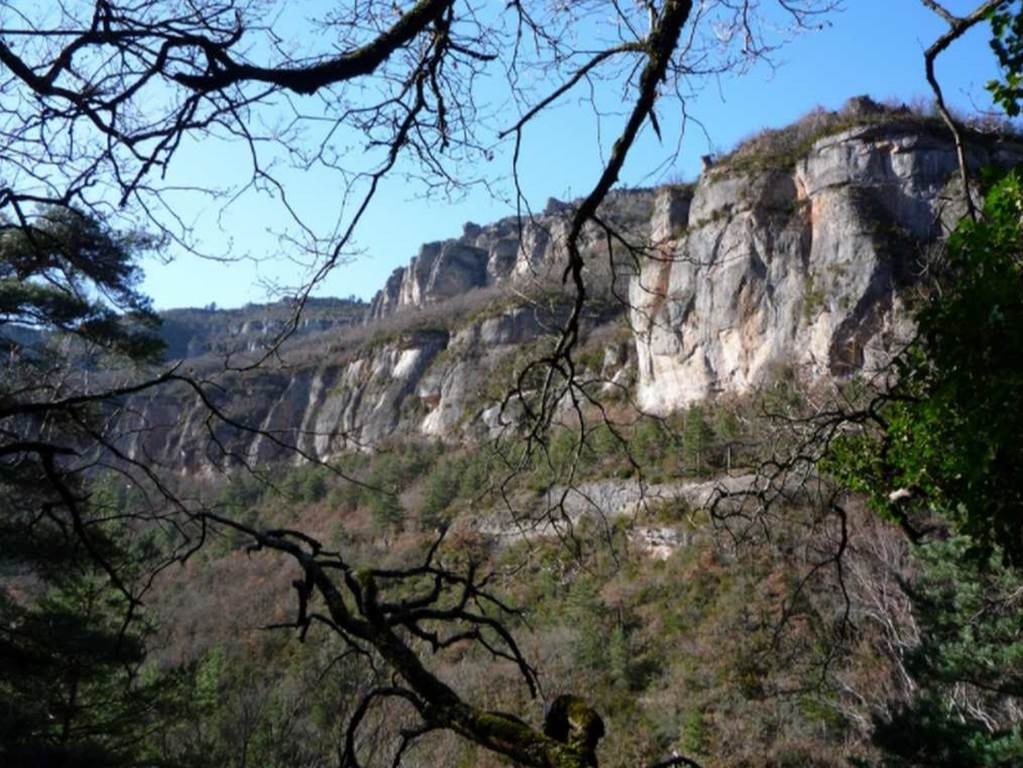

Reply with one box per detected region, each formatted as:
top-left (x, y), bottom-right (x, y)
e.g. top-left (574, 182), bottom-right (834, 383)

top-left (0, 207), bottom-right (178, 767)
top-left (0, 549), bottom-right (183, 767)
top-left (683, 405), bottom-right (714, 475)
top-left (829, 172), bottom-right (1023, 562)
top-left (829, 173), bottom-right (1023, 766)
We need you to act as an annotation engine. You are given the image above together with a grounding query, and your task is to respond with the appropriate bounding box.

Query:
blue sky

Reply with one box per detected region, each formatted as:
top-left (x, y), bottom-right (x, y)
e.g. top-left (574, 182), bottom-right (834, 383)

top-left (140, 1), bottom-right (1009, 310)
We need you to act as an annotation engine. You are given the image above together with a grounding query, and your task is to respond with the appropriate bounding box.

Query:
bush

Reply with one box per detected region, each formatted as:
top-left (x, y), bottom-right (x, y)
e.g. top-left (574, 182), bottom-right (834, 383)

top-left (274, 464), bottom-right (330, 504)
top-left (713, 97), bottom-right (1019, 176)
top-left (421, 456), bottom-right (465, 529)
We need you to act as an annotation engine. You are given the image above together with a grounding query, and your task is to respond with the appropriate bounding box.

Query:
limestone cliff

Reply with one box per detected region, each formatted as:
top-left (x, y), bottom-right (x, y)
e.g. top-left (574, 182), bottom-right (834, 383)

top-left (118, 105), bottom-right (1020, 472)
top-left (367, 191), bottom-right (656, 319)
top-left (631, 120), bottom-right (1021, 412)
top-left (160, 297), bottom-right (366, 358)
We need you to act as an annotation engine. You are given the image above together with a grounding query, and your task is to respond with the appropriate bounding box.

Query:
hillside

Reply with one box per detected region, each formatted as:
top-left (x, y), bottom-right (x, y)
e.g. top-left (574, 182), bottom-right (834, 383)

top-left (159, 296), bottom-right (367, 359)
top-left (4, 0), bottom-right (1023, 761)
top-left (7, 100), bottom-right (1023, 768)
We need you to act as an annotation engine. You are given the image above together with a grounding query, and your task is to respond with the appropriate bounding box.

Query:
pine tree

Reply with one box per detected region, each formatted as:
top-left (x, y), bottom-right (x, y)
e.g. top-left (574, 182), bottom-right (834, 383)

top-left (0, 207), bottom-right (177, 767)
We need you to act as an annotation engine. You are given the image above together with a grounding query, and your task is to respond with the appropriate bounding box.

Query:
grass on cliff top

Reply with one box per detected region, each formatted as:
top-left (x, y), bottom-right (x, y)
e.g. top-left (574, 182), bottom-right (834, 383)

top-left (712, 96), bottom-right (1022, 177)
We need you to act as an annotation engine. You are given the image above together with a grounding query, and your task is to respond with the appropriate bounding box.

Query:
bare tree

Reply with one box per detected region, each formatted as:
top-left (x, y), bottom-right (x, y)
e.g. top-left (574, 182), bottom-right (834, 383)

top-left (0, 1), bottom-right (842, 765)
top-left (920, 0), bottom-right (1008, 221)
top-left (0, 0), bottom-right (832, 337)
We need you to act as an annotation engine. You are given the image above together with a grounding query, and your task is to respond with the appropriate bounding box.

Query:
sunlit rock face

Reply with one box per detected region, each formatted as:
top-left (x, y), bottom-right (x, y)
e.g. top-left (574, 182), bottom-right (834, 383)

top-left (367, 240), bottom-right (489, 320)
top-left (366, 190), bottom-right (657, 321)
top-left (118, 110), bottom-right (1023, 471)
top-left (630, 124), bottom-right (1022, 414)
top-left (304, 330), bottom-right (450, 452)
top-left (416, 305), bottom-right (570, 438)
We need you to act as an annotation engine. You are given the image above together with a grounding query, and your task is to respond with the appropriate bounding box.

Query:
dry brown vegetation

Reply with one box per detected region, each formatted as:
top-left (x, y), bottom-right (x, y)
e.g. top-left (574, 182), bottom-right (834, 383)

top-left (714, 96), bottom-right (1022, 176)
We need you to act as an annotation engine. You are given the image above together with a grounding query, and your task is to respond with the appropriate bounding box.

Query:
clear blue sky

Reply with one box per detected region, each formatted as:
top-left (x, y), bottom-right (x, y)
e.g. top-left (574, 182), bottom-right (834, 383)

top-left (140, 1), bottom-right (1009, 310)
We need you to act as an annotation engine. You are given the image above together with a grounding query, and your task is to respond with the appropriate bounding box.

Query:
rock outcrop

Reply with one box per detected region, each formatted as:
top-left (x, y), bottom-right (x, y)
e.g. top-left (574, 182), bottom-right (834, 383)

top-left (366, 190), bottom-right (657, 320)
top-left (160, 297), bottom-right (366, 358)
top-left (118, 105), bottom-right (1021, 472)
top-left (631, 121), bottom-right (1022, 413)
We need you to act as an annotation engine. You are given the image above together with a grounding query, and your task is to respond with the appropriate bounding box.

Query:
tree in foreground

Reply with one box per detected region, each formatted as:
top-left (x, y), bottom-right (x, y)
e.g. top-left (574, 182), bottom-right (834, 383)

top-left (0, 210), bottom-right (187, 766)
top-left (827, 170), bottom-right (1023, 768)
top-left (0, 2), bottom-right (838, 766)
top-left (10, 1), bottom-right (1023, 767)
top-left (0, 535), bottom-right (183, 768)
top-left (718, 5), bottom-right (1023, 763)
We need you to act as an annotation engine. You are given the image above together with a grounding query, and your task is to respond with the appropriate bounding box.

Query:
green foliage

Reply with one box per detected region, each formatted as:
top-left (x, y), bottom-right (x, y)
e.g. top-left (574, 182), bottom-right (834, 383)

top-left (0, 207), bottom-right (164, 360)
top-left (149, 635), bottom-right (378, 768)
top-left (0, 209), bottom-right (181, 766)
top-left (457, 445), bottom-right (504, 500)
top-left (195, 646), bottom-right (225, 713)
top-left (564, 575), bottom-right (609, 670)
top-left (274, 464), bottom-right (330, 505)
top-left (213, 473), bottom-right (267, 549)
top-left (682, 405), bottom-right (715, 475)
top-left (911, 539), bottom-right (1023, 693)
top-left (492, 517), bottom-right (856, 765)
top-left (828, 173), bottom-right (1023, 562)
top-left (989, 2), bottom-right (1023, 116)
top-left (218, 472), bottom-right (266, 514)
top-left (421, 454), bottom-right (465, 528)
top-left (868, 537), bottom-right (1023, 767)
top-left (632, 419), bottom-right (676, 471)
top-left (360, 442), bottom-right (441, 528)
top-left (0, 551), bottom-right (184, 767)
top-left (871, 699), bottom-right (1023, 768)
top-left (0, 208), bottom-right (168, 574)
top-left (365, 453), bottom-right (407, 526)
top-left (823, 172), bottom-right (1023, 765)
top-left (679, 708), bottom-right (709, 757)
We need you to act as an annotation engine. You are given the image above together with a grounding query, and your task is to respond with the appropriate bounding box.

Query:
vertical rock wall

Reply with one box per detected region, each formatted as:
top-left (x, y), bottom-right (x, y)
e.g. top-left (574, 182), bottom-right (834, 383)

top-left (123, 112), bottom-right (1022, 471)
top-left (630, 124), bottom-right (1020, 413)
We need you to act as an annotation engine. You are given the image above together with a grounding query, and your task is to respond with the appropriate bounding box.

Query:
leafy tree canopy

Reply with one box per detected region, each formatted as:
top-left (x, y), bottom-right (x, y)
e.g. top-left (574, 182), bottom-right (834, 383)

top-left (827, 170), bottom-right (1023, 564)
top-left (989, 1), bottom-right (1023, 115)
top-left (0, 207), bottom-right (164, 361)
top-left (826, 170), bottom-right (1023, 767)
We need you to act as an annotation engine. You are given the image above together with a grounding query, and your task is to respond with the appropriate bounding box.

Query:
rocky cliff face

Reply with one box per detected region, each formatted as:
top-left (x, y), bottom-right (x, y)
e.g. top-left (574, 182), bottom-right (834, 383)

top-left (160, 297), bottom-right (366, 359)
top-left (120, 303), bottom-right (573, 471)
top-left (367, 191), bottom-right (656, 320)
top-left (631, 121), bottom-right (1021, 412)
top-left (120, 107), bottom-right (1021, 472)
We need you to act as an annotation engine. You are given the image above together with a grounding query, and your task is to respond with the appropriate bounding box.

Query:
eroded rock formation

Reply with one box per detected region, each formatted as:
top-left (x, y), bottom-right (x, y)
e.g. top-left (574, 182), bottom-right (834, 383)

top-left (631, 122), bottom-right (1021, 412)
top-left (117, 106), bottom-right (1021, 472)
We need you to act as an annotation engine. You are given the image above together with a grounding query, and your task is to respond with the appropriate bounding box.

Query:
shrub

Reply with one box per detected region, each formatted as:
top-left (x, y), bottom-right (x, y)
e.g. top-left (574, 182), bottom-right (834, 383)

top-left (713, 97), bottom-right (1020, 177)
top-left (421, 456), bottom-right (465, 529)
